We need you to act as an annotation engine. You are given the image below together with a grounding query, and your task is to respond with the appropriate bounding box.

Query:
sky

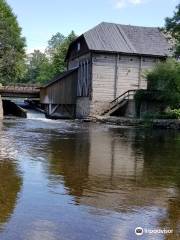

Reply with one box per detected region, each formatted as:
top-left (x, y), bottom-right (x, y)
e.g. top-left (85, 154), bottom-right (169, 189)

top-left (7, 0), bottom-right (179, 53)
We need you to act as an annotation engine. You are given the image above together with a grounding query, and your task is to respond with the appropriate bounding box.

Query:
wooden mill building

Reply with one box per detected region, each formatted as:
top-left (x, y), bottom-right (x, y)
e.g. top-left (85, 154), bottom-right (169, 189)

top-left (40, 22), bottom-right (171, 118)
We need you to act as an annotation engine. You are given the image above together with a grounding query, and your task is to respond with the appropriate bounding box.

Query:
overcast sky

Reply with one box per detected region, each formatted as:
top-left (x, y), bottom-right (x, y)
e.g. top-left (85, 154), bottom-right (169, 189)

top-left (7, 0), bottom-right (179, 53)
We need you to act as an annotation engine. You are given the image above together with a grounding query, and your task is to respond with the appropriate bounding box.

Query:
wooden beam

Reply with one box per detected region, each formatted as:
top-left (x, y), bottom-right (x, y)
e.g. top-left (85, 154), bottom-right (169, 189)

top-left (138, 56), bottom-right (142, 89)
top-left (114, 54), bottom-right (118, 99)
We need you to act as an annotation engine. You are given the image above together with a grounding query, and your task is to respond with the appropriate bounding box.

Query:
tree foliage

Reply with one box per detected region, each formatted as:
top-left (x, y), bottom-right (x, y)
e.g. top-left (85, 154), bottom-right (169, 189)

top-left (25, 31), bottom-right (77, 84)
top-left (165, 4), bottom-right (180, 57)
top-left (46, 32), bottom-right (65, 57)
top-left (52, 31), bottom-right (77, 75)
top-left (0, 0), bottom-right (26, 84)
top-left (147, 59), bottom-right (180, 107)
top-left (23, 50), bottom-right (54, 84)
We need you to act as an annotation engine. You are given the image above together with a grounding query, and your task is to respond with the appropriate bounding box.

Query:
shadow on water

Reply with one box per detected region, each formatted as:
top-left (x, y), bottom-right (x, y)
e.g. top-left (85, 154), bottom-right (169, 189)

top-left (0, 122), bottom-right (22, 229)
top-left (0, 158), bottom-right (22, 228)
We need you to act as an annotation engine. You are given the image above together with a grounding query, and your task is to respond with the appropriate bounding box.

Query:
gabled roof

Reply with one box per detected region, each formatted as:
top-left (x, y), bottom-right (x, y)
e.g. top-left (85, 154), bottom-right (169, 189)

top-left (68, 22), bottom-right (172, 58)
top-left (42, 68), bottom-right (78, 88)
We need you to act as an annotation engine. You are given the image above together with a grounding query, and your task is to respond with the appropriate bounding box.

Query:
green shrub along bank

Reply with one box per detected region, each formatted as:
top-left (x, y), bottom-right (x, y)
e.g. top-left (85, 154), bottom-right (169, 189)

top-left (142, 109), bottom-right (180, 120)
top-left (135, 59), bottom-right (180, 119)
top-left (147, 59), bottom-right (180, 108)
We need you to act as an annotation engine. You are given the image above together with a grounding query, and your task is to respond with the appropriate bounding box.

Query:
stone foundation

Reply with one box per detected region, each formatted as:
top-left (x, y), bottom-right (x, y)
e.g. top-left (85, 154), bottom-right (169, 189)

top-left (76, 97), bottom-right (91, 118)
top-left (76, 97), bottom-right (111, 118)
top-left (91, 116), bottom-right (180, 130)
top-left (124, 100), bottom-right (136, 118)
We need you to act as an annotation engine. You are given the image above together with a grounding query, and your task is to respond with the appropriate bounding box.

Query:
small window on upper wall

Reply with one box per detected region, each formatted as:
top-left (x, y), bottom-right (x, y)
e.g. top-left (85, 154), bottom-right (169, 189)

top-left (77, 43), bottom-right (81, 51)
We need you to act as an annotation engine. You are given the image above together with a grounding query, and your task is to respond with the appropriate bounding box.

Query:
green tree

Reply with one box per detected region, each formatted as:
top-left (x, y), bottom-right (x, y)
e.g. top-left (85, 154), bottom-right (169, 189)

top-left (165, 4), bottom-right (180, 57)
top-left (24, 31), bottom-right (77, 84)
top-left (0, 0), bottom-right (26, 84)
top-left (147, 59), bottom-right (180, 107)
top-left (52, 31), bottom-right (77, 74)
top-left (25, 50), bottom-right (54, 84)
top-left (46, 32), bottom-right (65, 57)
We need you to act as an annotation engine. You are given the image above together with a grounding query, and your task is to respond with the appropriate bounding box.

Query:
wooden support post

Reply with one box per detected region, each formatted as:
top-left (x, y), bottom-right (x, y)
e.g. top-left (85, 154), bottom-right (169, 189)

top-left (49, 104), bottom-right (52, 115)
top-left (50, 105), bottom-right (59, 115)
top-left (114, 54), bottom-right (118, 99)
top-left (138, 57), bottom-right (142, 89)
top-left (49, 104), bottom-right (59, 116)
top-left (0, 95), bottom-right (3, 119)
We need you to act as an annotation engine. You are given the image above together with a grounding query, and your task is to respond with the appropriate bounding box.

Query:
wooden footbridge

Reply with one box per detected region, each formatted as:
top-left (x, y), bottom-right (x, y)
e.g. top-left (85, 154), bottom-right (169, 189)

top-left (0, 84), bottom-right (40, 99)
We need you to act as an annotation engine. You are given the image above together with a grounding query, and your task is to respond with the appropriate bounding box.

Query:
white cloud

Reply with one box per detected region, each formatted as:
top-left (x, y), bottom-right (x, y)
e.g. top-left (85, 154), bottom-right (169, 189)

top-left (115, 0), bottom-right (144, 9)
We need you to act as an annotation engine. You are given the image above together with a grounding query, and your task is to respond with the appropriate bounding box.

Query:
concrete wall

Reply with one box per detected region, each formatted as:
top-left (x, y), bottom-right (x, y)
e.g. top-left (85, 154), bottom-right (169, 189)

top-left (124, 100), bottom-right (136, 118)
top-left (0, 95), bottom-right (3, 119)
top-left (76, 97), bottom-right (112, 118)
top-left (76, 97), bottom-right (91, 118)
top-left (139, 100), bottom-right (166, 118)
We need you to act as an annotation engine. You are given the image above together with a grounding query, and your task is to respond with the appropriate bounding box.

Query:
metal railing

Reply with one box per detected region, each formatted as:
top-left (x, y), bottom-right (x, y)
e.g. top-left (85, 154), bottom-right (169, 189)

top-left (101, 89), bottom-right (137, 116)
top-left (110, 89), bottom-right (137, 106)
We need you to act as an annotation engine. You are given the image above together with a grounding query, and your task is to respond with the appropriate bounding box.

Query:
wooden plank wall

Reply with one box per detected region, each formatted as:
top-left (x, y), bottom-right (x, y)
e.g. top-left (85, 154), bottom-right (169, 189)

top-left (40, 71), bottom-right (78, 104)
top-left (92, 53), bottom-right (158, 101)
top-left (92, 54), bottom-right (115, 101)
top-left (117, 55), bottom-right (140, 96)
top-left (68, 53), bottom-right (92, 98)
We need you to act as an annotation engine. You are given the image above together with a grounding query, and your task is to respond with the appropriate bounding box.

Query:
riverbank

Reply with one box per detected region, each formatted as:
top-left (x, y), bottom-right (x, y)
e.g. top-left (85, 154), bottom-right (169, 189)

top-left (88, 116), bottom-right (180, 129)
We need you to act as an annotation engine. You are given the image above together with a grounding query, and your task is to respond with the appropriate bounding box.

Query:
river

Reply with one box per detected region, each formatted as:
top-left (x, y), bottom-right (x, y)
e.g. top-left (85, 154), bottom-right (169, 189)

top-left (0, 117), bottom-right (179, 240)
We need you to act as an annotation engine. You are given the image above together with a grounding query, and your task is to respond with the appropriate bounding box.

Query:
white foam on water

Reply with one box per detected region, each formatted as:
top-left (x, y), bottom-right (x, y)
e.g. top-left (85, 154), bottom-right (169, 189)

top-left (26, 109), bottom-right (46, 121)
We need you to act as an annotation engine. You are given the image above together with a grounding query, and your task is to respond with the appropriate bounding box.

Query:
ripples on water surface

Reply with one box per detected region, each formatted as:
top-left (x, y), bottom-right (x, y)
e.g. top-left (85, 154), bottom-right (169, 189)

top-left (0, 117), bottom-right (179, 240)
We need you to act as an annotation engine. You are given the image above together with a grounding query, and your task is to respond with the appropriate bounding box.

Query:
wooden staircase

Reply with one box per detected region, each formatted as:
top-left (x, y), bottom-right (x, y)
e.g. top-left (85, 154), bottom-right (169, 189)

top-left (101, 89), bottom-right (137, 116)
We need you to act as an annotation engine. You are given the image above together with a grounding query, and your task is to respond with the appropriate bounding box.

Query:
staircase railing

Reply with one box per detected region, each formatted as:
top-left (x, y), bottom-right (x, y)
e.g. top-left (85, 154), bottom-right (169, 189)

top-left (111, 89), bottom-right (137, 106)
top-left (101, 89), bottom-right (137, 116)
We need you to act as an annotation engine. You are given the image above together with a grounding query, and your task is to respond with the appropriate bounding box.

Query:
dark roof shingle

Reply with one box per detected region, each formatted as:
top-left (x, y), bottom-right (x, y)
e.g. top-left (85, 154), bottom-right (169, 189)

top-left (83, 22), bottom-right (172, 57)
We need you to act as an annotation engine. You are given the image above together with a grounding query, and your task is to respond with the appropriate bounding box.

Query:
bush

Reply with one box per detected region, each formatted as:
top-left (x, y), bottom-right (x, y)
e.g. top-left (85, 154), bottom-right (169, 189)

top-left (165, 109), bottom-right (180, 119)
top-left (146, 58), bottom-right (180, 108)
top-left (141, 109), bottom-right (180, 120)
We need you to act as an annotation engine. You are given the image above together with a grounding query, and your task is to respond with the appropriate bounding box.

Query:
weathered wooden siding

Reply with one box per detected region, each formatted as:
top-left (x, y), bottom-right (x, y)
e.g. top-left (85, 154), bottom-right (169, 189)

top-left (92, 53), bottom-right (159, 101)
top-left (67, 36), bottom-right (89, 62)
top-left (92, 54), bottom-right (115, 101)
top-left (140, 57), bottom-right (159, 89)
top-left (68, 53), bottom-right (92, 98)
top-left (116, 55), bottom-right (140, 96)
top-left (68, 53), bottom-right (91, 69)
top-left (40, 71), bottom-right (78, 104)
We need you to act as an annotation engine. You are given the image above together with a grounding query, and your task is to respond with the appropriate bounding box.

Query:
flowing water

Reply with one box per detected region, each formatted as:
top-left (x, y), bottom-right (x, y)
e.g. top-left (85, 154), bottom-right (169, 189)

top-left (26, 109), bottom-right (46, 120)
top-left (0, 117), bottom-right (179, 240)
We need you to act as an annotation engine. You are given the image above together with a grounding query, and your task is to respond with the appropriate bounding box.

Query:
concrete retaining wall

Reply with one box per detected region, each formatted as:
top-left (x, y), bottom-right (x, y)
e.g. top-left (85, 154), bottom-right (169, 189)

top-left (124, 100), bottom-right (136, 118)
top-left (76, 97), bottom-right (91, 118)
top-left (76, 97), bottom-right (112, 118)
top-left (0, 95), bottom-right (3, 119)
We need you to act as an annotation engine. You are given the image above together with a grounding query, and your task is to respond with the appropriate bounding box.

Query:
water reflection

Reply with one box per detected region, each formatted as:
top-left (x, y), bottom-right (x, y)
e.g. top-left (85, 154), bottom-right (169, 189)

top-left (0, 121), bottom-right (22, 230)
top-left (0, 158), bottom-right (22, 227)
top-left (45, 127), bottom-right (180, 239)
top-left (0, 119), bottom-right (179, 240)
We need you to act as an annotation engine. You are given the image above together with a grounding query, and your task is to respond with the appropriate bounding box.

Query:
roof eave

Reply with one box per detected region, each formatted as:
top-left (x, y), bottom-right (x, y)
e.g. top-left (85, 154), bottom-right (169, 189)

top-left (90, 49), bottom-right (170, 58)
top-left (41, 68), bottom-right (79, 89)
